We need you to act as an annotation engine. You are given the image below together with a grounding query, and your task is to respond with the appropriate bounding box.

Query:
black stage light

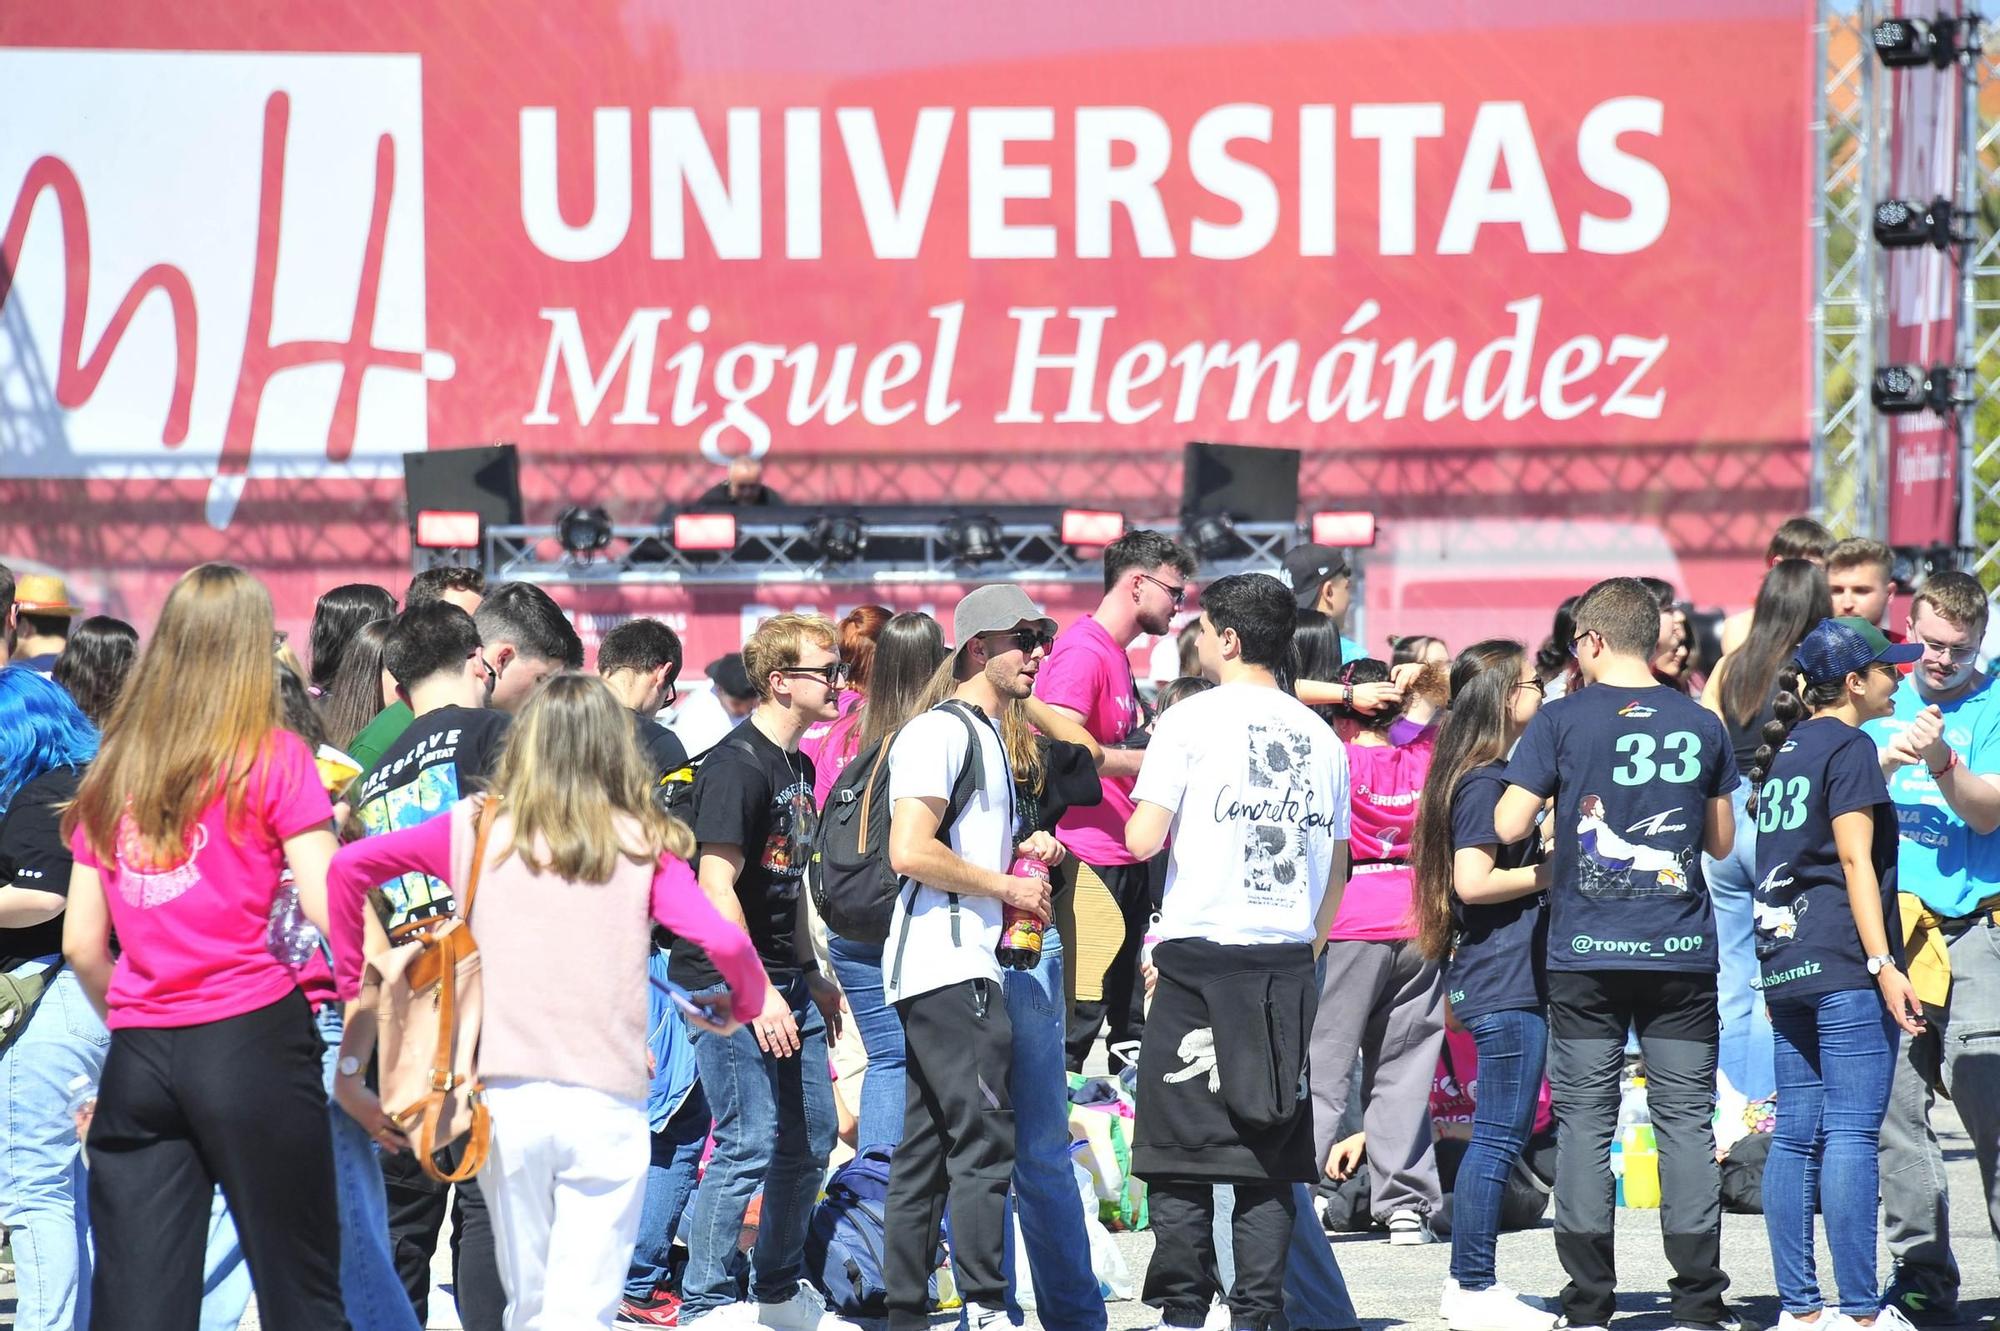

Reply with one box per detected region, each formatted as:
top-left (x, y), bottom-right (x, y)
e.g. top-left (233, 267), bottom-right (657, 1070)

top-left (944, 514), bottom-right (1005, 564)
top-left (807, 513), bottom-right (867, 563)
top-left (1872, 17), bottom-right (1954, 69)
top-left (1874, 197), bottom-right (1952, 249)
top-left (556, 504), bottom-right (614, 557)
top-left (1872, 365), bottom-right (1932, 414)
top-left (1184, 512), bottom-right (1244, 561)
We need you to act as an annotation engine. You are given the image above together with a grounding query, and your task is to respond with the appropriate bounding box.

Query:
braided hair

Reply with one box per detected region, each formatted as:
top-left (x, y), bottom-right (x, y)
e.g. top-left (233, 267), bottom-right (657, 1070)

top-left (1745, 662), bottom-right (1844, 816)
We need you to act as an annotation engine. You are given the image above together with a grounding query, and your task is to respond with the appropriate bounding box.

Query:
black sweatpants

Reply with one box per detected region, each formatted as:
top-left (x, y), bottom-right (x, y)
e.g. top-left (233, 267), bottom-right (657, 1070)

top-left (382, 1141), bottom-right (503, 1330)
top-left (885, 978), bottom-right (1015, 1331)
top-left (87, 990), bottom-right (350, 1330)
top-left (1145, 1180), bottom-right (1295, 1327)
top-left (1065, 859), bottom-right (1155, 1071)
top-left (1548, 969), bottom-right (1726, 1327)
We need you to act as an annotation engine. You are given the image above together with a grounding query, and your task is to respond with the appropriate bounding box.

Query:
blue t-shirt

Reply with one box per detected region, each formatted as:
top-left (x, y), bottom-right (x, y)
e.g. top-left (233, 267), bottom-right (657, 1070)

top-left (1445, 762), bottom-right (1548, 1019)
top-left (1752, 716), bottom-right (1900, 1005)
top-left (1505, 683), bottom-right (1739, 972)
top-left (1861, 675), bottom-right (2000, 918)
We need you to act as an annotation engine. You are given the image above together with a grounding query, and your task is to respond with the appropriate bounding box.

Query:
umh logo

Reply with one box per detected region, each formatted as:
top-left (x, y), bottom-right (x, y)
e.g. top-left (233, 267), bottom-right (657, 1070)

top-left (0, 50), bottom-right (452, 526)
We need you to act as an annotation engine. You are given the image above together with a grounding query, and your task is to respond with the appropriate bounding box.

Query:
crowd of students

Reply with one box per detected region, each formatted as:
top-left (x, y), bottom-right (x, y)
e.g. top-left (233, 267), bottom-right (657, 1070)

top-left (0, 515), bottom-right (1996, 1331)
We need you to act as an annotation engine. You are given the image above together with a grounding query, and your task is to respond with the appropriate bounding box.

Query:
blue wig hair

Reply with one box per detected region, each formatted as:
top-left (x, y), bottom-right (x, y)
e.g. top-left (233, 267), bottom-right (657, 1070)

top-left (0, 666), bottom-right (100, 816)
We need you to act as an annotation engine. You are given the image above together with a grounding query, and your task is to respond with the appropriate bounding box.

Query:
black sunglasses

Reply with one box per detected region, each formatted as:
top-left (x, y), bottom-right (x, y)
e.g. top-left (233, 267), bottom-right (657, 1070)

top-left (1139, 572), bottom-right (1188, 607)
top-left (780, 662), bottom-right (849, 687)
top-left (983, 626), bottom-right (1055, 653)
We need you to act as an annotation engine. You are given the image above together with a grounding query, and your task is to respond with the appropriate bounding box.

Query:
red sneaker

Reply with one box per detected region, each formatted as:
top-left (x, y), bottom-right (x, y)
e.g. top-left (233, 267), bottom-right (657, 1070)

top-left (617, 1290), bottom-right (682, 1327)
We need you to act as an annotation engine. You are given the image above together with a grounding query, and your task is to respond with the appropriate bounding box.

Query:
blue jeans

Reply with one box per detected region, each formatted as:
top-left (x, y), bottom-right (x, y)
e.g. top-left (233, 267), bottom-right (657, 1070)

top-left (626, 1084), bottom-right (712, 1300)
top-left (1214, 1184), bottom-right (1359, 1331)
top-left (1766, 988), bottom-right (1898, 1317)
top-left (1704, 783), bottom-right (1774, 1100)
top-left (828, 933), bottom-right (906, 1154)
top-left (1450, 1008), bottom-right (1549, 1290)
top-left (681, 975), bottom-right (835, 1320)
top-left (0, 965), bottom-right (107, 1331)
top-left (998, 928), bottom-right (1106, 1331)
top-left (317, 1003), bottom-right (423, 1331)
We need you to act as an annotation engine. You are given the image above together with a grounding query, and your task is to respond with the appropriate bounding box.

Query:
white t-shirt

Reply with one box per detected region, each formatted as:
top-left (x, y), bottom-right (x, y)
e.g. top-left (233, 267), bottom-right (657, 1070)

top-left (882, 703), bottom-right (1017, 1003)
top-left (1133, 682), bottom-right (1350, 946)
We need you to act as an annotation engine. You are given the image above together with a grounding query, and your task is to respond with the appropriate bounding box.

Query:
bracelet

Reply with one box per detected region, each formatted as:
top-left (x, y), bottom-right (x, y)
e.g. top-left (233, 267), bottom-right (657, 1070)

top-left (1930, 748), bottom-right (1959, 780)
top-left (1342, 683), bottom-right (1355, 707)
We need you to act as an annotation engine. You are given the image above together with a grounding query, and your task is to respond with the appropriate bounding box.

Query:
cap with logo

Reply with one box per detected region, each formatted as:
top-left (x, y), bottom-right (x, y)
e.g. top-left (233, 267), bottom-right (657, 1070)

top-left (953, 584), bottom-right (1056, 651)
top-left (1792, 616), bottom-right (1924, 686)
top-left (1276, 544), bottom-right (1350, 611)
top-left (13, 573), bottom-right (79, 618)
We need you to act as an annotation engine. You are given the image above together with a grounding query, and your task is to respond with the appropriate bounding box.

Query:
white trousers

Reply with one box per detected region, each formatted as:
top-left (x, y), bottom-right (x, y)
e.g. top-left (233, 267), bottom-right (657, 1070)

top-left (483, 1079), bottom-right (650, 1330)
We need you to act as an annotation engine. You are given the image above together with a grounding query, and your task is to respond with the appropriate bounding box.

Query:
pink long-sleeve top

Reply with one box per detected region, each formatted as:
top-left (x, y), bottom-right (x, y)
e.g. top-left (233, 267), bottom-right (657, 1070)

top-left (329, 797), bottom-right (767, 1103)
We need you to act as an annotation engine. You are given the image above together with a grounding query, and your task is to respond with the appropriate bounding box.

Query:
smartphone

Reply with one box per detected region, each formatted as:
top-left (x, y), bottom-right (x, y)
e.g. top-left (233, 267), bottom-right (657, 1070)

top-left (648, 974), bottom-right (720, 1024)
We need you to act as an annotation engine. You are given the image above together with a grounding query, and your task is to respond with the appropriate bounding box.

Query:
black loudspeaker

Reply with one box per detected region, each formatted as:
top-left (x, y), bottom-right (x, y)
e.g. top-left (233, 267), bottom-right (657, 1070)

top-left (1181, 442), bottom-right (1300, 522)
top-left (402, 444), bottom-right (523, 528)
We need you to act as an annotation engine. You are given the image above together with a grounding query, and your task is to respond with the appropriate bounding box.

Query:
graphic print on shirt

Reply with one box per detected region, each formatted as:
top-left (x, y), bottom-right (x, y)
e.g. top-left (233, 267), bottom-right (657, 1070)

top-left (1237, 720), bottom-right (1319, 907)
top-left (355, 764), bottom-right (462, 923)
top-left (1751, 861), bottom-right (1810, 959)
top-left (760, 776), bottom-right (817, 892)
top-left (111, 819), bottom-right (208, 909)
top-left (1575, 794), bottom-right (1694, 897)
top-left (1163, 1026), bottom-right (1221, 1092)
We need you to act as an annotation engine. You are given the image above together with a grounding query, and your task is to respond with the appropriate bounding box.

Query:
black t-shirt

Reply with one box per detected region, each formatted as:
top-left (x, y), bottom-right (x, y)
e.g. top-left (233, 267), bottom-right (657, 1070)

top-left (1029, 738), bottom-right (1103, 838)
top-left (1506, 683), bottom-right (1739, 972)
top-left (637, 715), bottom-right (691, 784)
top-left (1445, 762), bottom-right (1548, 1019)
top-left (1752, 716), bottom-right (1900, 1005)
top-left (352, 705), bottom-right (511, 926)
top-left (672, 722), bottom-right (817, 990)
top-left (0, 767), bottom-right (83, 969)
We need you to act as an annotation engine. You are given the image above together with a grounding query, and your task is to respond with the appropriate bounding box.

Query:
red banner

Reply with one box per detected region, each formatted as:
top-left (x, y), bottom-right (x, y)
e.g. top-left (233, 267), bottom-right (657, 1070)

top-left (1, 2), bottom-right (1814, 663)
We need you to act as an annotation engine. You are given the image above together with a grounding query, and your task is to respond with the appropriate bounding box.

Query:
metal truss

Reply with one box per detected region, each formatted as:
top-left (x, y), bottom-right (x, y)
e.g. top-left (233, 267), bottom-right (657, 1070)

top-left (481, 518), bottom-right (1299, 587)
top-left (1814, 0), bottom-right (1880, 538)
top-left (1963, 24), bottom-right (2000, 586)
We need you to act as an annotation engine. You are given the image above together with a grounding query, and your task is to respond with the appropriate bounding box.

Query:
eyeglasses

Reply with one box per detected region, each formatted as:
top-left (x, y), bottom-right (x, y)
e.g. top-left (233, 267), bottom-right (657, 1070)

top-left (1915, 635), bottom-right (1979, 664)
top-left (983, 626), bottom-right (1055, 654)
top-left (780, 662), bottom-right (849, 687)
top-left (1138, 573), bottom-right (1189, 607)
top-left (1568, 628), bottom-right (1604, 659)
top-left (1514, 676), bottom-right (1546, 696)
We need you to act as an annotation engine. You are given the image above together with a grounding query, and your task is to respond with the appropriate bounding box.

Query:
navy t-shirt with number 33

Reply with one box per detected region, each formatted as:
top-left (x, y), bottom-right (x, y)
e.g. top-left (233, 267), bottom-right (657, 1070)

top-left (1751, 715), bottom-right (1899, 1005)
top-left (1505, 683), bottom-right (1739, 973)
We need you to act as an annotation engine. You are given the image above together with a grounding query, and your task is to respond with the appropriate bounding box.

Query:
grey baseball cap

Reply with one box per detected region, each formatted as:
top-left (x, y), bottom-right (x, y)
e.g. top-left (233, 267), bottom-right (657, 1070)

top-left (1277, 544), bottom-right (1351, 610)
top-left (952, 584), bottom-right (1056, 650)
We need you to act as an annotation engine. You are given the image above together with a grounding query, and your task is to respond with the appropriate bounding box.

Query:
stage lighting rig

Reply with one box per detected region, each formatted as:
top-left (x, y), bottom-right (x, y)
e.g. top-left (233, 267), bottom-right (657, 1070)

top-left (807, 513), bottom-right (867, 563)
top-left (944, 514), bottom-right (1005, 564)
top-left (1873, 197), bottom-right (1967, 249)
top-left (1184, 512), bottom-right (1245, 561)
top-left (556, 504), bottom-right (614, 559)
top-left (1872, 364), bottom-right (1978, 415)
top-left (1872, 15), bottom-right (1967, 69)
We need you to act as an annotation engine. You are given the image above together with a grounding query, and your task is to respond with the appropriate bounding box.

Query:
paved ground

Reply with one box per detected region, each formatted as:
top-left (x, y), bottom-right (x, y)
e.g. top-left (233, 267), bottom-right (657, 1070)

top-left (7, 1104), bottom-right (1996, 1329)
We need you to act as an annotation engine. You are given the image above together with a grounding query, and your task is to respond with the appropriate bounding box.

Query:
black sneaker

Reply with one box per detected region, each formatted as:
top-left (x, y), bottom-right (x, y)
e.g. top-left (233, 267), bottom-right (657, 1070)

top-left (1882, 1283), bottom-right (1961, 1328)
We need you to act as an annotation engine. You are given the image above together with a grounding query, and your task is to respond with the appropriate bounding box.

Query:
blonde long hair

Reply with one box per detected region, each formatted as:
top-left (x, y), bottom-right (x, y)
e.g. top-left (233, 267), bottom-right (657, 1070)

top-left (913, 652), bottom-right (1045, 796)
top-left (484, 672), bottom-right (693, 880)
top-left (69, 564), bottom-right (283, 865)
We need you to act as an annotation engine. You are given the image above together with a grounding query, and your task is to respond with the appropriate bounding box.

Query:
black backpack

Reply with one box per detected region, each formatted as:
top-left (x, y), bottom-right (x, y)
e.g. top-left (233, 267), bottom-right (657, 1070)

top-left (811, 701), bottom-right (987, 945)
top-left (657, 729), bottom-right (753, 819)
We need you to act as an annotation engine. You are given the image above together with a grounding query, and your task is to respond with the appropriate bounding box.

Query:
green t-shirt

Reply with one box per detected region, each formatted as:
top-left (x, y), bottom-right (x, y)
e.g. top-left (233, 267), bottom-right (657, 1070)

top-left (346, 701), bottom-right (414, 778)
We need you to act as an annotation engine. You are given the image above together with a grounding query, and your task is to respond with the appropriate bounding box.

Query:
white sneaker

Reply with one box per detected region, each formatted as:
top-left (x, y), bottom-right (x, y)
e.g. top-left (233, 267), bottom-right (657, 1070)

top-left (1442, 1279), bottom-right (1459, 1321)
top-left (1829, 1308), bottom-right (1920, 1331)
top-left (1201, 1304), bottom-right (1232, 1331)
top-left (963, 1301), bottom-right (1010, 1331)
top-left (754, 1282), bottom-right (864, 1331)
top-left (1388, 1209), bottom-right (1437, 1245)
top-left (1775, 1315), bottom-right (1828, 1331)
top-left (1443, 1282), bottom-right (1559, 1331)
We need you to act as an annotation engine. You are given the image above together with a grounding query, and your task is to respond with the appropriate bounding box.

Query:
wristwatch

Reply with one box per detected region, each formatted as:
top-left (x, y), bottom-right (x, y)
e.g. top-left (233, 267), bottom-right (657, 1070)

top-left (337, 1055), bottom-right (363, 1078)
top-left (1866, 955), bottom-right (1897, 976)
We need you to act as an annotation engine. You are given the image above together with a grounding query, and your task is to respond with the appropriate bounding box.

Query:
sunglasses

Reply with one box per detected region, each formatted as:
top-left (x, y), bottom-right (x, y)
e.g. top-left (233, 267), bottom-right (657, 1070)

top-left (780, 662), bottom-right (849, 687)
top-left (984, 626), bottom-right (1055, 653)
top-left (1138, 573), bottom-right (1189, 607)
top-left (1568, 628), bottom-right (1604, 659)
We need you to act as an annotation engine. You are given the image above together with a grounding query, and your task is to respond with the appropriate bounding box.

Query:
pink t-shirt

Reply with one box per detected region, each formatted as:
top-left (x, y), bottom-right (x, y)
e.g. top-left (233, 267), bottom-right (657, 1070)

top-left (1035, 616), bottom-right (1139, 866)
top-left (800, 689), bottom-right (866, 808)
top-left (71, 731), bottom-right (335, 1030)
top-left (1327, 732), bottom-right (1435, 941)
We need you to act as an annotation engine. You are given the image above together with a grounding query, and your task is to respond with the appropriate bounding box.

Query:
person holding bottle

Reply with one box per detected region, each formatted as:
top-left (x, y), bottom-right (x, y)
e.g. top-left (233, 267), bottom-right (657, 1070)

top-left (1410, 641), bottom-right (1556, 1331)
top-left (1750, 618), bottom-right (1928, 1331)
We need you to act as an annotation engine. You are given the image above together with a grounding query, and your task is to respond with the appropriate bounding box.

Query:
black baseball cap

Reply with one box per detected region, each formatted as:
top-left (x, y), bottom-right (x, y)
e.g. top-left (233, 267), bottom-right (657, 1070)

top-left (1277, 544), bottom-right (1351, 610)
top-left (705, 652), bottom-right (758, 700)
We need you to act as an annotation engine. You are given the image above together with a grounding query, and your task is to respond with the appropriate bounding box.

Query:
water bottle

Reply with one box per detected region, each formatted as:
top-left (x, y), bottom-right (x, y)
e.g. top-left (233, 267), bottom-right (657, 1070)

top-left (67, 1074), bottom-right (96, 1165)
top-left (266, 878), bottom-right (324, 970)
top-left (1614, 1077), bottom-right (1657, 1207)
top-left (996, 853), bottom-right (1048, 971)
top-left (1140, 912), bottom-right (1162, 970)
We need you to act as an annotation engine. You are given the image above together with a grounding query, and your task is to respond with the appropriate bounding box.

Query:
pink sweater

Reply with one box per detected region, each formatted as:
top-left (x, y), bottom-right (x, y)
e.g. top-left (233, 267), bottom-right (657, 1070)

top-left (329, 798), bottom-right (767, 1103)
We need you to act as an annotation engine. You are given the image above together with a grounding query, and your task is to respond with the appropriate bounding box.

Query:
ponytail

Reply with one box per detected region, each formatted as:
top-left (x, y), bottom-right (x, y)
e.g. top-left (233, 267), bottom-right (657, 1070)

top-left (1745, 665), bottom-right (1843, 814)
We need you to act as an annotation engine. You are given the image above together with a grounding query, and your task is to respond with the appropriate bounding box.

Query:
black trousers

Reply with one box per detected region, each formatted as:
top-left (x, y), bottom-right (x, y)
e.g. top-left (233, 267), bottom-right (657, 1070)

top-left (1144, 1180), bottom-right (1295, 1328)
top-left (885, 978), bottom-right (1015, 1331)
top-left (382, 1141), bottom-right (503, 1330)
top-left (87, 990), bottom-right (350, 1330)
top-left (1064, 858), bottom-right (1155, 1072)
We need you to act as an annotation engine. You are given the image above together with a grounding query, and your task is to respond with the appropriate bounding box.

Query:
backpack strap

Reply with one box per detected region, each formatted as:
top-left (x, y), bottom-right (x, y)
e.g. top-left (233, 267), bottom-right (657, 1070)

top-left (456, 796), bottom-right (499, 925)
top-left (412, 798), bottom-right (497, 1184)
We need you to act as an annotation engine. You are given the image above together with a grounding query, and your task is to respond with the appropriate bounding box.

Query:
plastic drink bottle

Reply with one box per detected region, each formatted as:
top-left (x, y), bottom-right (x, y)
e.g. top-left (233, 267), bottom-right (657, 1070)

top-left (997, 853), bottom-right (1048, 970)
